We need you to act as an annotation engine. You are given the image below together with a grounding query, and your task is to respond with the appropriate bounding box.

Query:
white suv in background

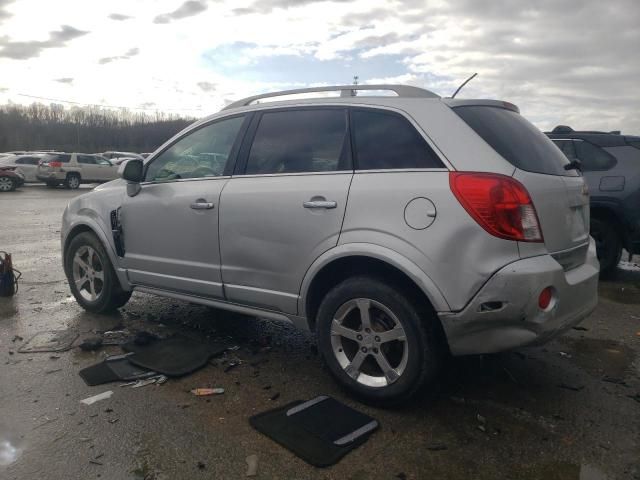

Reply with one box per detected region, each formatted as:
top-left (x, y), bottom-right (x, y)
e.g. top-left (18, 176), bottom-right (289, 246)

top-left (37, 153), bottom-right (118, 188)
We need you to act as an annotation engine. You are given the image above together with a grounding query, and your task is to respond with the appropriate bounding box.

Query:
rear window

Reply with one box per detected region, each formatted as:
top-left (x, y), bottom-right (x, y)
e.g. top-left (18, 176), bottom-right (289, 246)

top-left (454, 106), bottom-right (576, 176)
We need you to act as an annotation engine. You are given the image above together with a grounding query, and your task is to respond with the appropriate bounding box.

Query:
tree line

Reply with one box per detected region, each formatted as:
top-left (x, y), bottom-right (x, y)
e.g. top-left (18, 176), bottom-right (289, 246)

top-left (0, 103), bottom-right (195, 153)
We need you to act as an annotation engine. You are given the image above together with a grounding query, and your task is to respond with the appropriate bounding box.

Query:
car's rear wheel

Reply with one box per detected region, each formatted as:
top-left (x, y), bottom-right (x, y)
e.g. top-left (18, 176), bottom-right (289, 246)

top-left (316, 276), bottom-right (442, 405)
top-left (591, 217), bottom-right (622, 276)
top-left (0, 176), bottom-right (16, 192)
top-left (64, 232), bottom-right (131, 313)
top-left (65, 173), bottom-right (80, 189)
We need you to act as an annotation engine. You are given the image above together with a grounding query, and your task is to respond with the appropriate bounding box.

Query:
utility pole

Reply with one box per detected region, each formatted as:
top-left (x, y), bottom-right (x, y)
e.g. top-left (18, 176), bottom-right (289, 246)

top-left (351, 75), bottom-right (359, 96)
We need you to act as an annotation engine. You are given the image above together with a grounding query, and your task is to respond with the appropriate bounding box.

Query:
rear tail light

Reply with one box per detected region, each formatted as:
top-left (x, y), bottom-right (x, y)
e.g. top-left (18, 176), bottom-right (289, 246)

top-left (450, 172), bottom-right (543, 242)
top-left (48, 161), bottom-right (62, 167)
top-left (538, 287), bottom-right (553, 310)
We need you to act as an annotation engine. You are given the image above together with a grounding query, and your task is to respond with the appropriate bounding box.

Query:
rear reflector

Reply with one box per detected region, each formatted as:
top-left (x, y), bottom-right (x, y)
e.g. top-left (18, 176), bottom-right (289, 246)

top-left (538, 287), bottom-right (553, 309)
top-left (450, 172), bottom-right (543, 242)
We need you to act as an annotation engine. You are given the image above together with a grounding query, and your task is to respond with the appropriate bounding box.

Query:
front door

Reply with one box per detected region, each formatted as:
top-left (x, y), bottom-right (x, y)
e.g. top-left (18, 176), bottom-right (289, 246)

top-left (120, 115), bottom-right (248, 298)
top-left (219, 107), bottom-right (352, 313)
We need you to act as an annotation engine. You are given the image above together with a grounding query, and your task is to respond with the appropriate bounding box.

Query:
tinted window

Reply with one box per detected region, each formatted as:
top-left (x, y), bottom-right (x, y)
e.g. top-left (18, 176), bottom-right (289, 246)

top-left (575, 141), bottom-right (616, 171)
top-left (246, 109), bottom-right (348, 174)
top-left (78, 155), bottom-right (96, 164)
top-left (454, 106), bottom-right (575, 176)
top-left (45, 154), bottom-right (71, 163)
top-left (95, 156), bottom-right (111, 165)
top-left (352, 109), bottom-right (443, 169)
top-left (552, 140), bottom-right (577, 160)
top-left (26, 157), bottom-right (41, 165)
top-left (145, 116), bottom-right (244, 182)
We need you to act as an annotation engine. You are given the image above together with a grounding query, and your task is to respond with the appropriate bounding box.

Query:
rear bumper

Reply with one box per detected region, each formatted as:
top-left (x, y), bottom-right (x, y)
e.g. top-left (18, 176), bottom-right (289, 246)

top-left (439, 238), bottom-right (599, 355)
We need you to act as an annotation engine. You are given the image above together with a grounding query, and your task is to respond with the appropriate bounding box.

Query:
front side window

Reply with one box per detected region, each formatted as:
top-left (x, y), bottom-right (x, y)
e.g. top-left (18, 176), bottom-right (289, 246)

top-left (145, 116), bottom-right (245, 182)
top-left (575, 141), bottom-right (616, 171)
top-left (95, 156), bottom-right (111, 165)
top-left (245, 109), bottom-right (349, 175)
top-left (352, 109), bottom-right (444, 170)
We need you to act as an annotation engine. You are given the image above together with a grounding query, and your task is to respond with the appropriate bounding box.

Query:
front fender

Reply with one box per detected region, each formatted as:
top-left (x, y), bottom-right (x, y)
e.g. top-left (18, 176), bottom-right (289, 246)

top-left (297, 243), bottom-right (450, 317)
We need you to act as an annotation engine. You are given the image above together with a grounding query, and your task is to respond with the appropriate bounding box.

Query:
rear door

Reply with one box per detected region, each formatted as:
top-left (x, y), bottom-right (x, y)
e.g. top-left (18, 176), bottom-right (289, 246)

top-left (77, 155), bottom-right (99, 181)
top-left (94, 156), bottom-right (117, 181)
top-left (219, 107), bottom-right (352, 314)
top-left (453, 105), bottom-right (590, 255)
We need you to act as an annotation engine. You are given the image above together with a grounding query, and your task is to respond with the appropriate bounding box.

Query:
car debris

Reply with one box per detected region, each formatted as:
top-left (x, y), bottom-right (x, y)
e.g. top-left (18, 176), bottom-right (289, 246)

top-left (79, 337), bottom-right (104, 351)
top-left (80, 391), bottom-right (113, 405)
top-left (191, 388), bottom-right (224, 396)
top-left (246, 454), bottom-right (258, 477)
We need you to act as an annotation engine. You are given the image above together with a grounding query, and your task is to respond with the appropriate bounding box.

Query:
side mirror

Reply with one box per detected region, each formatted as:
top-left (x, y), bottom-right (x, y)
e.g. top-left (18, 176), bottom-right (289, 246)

top-left (119, 159), bottom-right (144, 183)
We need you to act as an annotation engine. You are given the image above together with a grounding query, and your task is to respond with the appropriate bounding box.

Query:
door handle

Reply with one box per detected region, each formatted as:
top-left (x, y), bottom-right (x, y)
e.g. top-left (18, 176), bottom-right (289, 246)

top-left (303, 200), bottom-right (337, 209)
top-left (190, 201), bottom-right (215, 210)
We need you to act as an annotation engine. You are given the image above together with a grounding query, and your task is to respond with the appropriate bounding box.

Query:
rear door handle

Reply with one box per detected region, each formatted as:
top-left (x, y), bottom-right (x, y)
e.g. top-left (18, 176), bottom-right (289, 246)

top-left (190, 200), bottom-right (215, 210)
top-left (303, 200), bottom-right (337, 209)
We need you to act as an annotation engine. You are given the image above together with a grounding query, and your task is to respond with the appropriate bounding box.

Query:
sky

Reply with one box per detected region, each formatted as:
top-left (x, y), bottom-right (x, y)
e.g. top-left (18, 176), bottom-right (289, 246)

top-left (0, 0), bottom-right (638, 132)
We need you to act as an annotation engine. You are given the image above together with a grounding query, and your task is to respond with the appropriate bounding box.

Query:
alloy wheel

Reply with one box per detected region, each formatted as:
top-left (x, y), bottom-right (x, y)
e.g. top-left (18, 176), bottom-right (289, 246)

top-left (0, 177), bottom-right (14, 191)
top-left (72, 246), bottom-right (104, 301)
top-left (330, 298), bottom-right (408, 388)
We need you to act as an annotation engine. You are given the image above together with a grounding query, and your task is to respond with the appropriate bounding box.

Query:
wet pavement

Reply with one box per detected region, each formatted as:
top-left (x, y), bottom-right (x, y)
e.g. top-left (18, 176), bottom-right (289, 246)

top-left (1, 185), bottom-right (639, 480)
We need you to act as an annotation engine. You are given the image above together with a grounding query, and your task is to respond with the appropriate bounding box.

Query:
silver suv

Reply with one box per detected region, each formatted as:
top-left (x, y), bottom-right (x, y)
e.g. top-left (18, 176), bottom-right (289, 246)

top-left (61, 85), bottom-right (599, 403)
top-left (37, 153), bottom-right (117, 188)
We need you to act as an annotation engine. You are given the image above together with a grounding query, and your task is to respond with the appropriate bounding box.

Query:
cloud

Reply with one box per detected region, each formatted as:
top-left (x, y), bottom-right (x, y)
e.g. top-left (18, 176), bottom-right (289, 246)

top-left (0, 0), bottom-right (14, 23)
top-left (0, 25), bottom-right (88, 59)
top-left (197, 81), bottom-right (217, 92)
top-left (98, 47), bottom-right (140, 64)
top-left (233, 0), bottom-right (352, 15)
top-left (55, 77), bottom-right (74, 84)
top-left (108, 13), bottom-right (131, 21)
top-left (153, 0), bottom-right (208, 24)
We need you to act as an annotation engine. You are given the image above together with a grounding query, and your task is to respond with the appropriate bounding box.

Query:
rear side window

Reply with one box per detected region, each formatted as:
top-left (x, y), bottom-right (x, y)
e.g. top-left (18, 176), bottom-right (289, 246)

top-left (574, 141), bottom-right (616, 171)
top-left (78, 155), bottom-right (96, 164)
top-left (552, 140), bottom-right (577, 160)
top-left (454, 106), bottom-right (576, 176)
top-left (246, 109), bottom-right (349, 174)
top-left (352, 109), bottom-right (444, 170)
top-left (44, 154), bottom-right (71, 163)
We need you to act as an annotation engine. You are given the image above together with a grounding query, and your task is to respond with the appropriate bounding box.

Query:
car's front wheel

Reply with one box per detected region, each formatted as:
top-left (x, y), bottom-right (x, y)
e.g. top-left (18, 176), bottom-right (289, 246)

top-left (316, 276), bottom-right (442, 405)
top-left (64, 232), bottom-right (131, 313)
top-left (0, 176), bottom-right (16, 192)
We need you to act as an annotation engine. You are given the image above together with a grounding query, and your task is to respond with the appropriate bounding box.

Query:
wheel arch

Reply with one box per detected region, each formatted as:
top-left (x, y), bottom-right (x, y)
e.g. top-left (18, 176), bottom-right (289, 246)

top-left (590, 204), bottom-right (629, 251)
top-left (63, 219), bottom-right (130, 290)
top-left (299, 244), bottom-right (450, 331)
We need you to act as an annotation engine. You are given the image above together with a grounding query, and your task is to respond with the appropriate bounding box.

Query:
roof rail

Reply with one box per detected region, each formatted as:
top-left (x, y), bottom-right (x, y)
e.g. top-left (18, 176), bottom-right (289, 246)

top-left (223, 84), bottom-right (440, 110)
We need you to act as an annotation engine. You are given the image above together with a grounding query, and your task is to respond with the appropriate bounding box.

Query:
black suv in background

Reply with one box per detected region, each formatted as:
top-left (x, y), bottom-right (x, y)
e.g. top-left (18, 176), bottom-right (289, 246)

top-left (547, 126), bottom-right (640, 274)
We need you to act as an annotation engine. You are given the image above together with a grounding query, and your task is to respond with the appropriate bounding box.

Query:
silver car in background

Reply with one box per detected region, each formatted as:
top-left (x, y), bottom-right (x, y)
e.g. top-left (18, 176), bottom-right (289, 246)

top-left (60, 85), bottom-right (599, 403)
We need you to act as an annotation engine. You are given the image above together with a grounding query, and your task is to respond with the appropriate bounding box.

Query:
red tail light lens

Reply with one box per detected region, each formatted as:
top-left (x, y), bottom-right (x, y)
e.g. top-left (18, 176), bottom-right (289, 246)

top-left (48, 161), bottom-right (62, 167)
top-left (449, 172), bottom-right (543, 242)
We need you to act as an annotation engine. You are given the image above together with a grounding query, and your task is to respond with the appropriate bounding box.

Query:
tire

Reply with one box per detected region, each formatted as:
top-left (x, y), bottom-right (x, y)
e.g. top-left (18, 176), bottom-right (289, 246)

top-left (591, 217), bottom-right (622, 276)
top-left (316, 276), bottom-right (442, 405)
top-left (64, 232), bottom-right (131, 313)
top-left (0, 175), bottom-right (16, 192)
top-left (65, 173), bottom-right (80, 189)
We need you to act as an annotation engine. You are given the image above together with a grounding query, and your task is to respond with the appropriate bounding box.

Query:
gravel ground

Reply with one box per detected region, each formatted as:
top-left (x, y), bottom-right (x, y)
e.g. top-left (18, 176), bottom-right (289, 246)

top-left (1, 185), bottom-right (639, 480)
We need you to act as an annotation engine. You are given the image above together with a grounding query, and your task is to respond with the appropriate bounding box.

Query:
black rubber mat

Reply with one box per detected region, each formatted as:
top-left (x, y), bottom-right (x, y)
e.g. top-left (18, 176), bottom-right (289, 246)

top-left (79, 356), bottom-right (156, 386)
top-left (121, 336), bottom-right (227, 377)
top-left (249, 396), bottom-right (379, 467)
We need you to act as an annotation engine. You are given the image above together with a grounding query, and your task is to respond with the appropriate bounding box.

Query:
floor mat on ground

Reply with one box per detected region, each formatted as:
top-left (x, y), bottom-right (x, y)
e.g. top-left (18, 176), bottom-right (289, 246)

top-left (249, 395), bottom-right (379, 467)
top-left (121, 336), bottom-right (227, 377)
top-left (79, 355), bottom-right (156, 386)
top-left (18, 330), bottom-right (79, 353)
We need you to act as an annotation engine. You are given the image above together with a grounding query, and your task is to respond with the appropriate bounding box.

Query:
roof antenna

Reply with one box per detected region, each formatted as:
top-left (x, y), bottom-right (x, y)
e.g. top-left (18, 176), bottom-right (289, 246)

top-left (451, 73), bottom-right (478, 99)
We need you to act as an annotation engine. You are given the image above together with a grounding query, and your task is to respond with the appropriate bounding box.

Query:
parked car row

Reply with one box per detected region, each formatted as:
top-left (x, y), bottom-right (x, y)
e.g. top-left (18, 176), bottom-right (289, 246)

top-left (0, 150), bottom-right (148, 190)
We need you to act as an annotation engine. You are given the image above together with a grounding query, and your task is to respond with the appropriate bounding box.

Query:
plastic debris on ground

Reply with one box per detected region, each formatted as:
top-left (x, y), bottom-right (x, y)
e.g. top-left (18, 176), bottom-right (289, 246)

top-left (120, 375), bottom-right (168, 388)
top-left (80, 391), bottom-right (114, 405)
top-left (191, 388), bottom-right (224, 396)
top-left (245, 454), bottom-right (258, 477)
top-left (18, 330), bottom-right (79, 353)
